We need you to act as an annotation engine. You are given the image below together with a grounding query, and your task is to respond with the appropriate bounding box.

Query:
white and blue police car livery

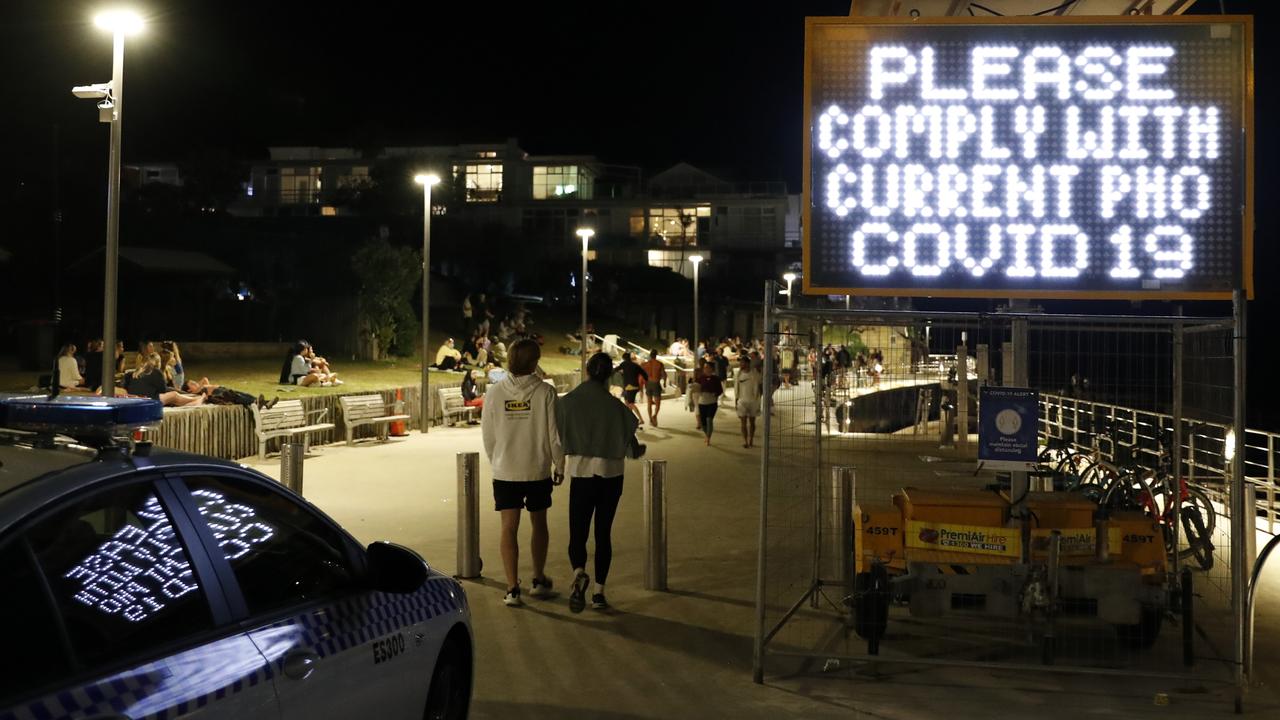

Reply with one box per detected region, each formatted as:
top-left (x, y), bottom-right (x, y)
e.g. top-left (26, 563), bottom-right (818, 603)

top-left (0, 395), bottom-right (472, 719)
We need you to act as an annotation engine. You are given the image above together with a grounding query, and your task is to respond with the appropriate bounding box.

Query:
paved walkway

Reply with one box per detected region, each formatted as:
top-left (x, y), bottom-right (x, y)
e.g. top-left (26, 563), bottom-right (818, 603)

top-left (242, 395), bottom-right (1280, 719)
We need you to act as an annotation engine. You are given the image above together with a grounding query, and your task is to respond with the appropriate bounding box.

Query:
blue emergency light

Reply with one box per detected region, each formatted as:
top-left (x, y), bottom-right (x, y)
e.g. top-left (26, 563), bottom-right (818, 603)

top-left (0, 394), bottom-right (163, 438)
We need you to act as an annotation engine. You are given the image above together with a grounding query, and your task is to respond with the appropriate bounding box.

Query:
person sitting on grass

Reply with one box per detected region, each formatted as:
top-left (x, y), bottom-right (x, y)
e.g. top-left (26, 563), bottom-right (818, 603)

top-left (433, 338), bottom-right (463, 371)
top-left (55, 344), bottom-right (85, 390)
top-left (127, 354), bottom-right (205, 407)
top-left (278, 340), bottom-right (338, 387)
top-left (306, 344), bottom-right (342, 384)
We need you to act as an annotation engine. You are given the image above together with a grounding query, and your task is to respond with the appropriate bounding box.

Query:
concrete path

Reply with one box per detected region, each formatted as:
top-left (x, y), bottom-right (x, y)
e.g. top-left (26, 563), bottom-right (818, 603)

top-left (243, 398), bottom-right (1280, 719)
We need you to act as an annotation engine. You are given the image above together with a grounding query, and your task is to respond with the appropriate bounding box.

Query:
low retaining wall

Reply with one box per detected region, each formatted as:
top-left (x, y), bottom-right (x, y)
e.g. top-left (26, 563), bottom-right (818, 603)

top-left (176, 342), bottom-right (289, 360)
top-left (150, 372), bottom-right (579, 460)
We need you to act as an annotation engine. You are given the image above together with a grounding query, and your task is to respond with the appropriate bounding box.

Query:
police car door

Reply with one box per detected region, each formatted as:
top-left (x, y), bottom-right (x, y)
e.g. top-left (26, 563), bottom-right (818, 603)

top-left (174, 473), bottom-right (430, 719)
top-left (0, 476), bottom-right (279, 719)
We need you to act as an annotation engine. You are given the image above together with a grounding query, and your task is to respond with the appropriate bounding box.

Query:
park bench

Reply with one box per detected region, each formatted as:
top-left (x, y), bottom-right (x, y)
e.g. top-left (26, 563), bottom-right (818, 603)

top-left (338, 394), bottom-right (410, 446)
top-left (437, 386), bottom-right (478, 427)
top-left (250, 399), bottom-right (335, 460)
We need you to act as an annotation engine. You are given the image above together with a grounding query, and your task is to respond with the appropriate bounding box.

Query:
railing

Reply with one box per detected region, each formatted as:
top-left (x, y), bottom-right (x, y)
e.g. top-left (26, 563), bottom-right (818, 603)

top-left (1038, 392), bottom-right (1278, 536)
top-left (647, 181), bottom-right (787, 198)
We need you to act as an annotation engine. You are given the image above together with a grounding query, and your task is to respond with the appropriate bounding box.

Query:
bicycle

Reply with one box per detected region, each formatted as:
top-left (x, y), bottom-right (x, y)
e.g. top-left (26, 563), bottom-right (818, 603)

top-left (1100, 446), bottom-right (1216, 571)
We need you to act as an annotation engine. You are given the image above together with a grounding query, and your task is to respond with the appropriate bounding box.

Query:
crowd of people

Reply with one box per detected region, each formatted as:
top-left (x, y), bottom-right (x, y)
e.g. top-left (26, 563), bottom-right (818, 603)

top-left (433, 294), bottom-right (547, 375)
top-left (53, 339), bottom-right (265, 409)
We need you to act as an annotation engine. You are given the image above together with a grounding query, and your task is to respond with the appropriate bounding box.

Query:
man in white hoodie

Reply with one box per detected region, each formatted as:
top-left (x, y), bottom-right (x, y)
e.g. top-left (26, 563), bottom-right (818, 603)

top-left (481, 338), bottom-right (565, 606)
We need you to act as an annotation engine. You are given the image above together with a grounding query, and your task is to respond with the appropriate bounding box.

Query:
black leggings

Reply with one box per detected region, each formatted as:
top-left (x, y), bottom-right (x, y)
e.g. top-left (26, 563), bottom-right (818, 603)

top-left (698, 403), bottom-right (718, 438)
top-left (568, 475), bottom-right (624, 585)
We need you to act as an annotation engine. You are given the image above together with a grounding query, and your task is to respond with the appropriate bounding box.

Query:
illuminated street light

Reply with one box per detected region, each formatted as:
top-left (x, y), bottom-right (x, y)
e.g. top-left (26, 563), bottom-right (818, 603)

top-left (576, 228), bottom-right (595, 380)
top-left (783, 272), bottom-right (797, 308)
top-left (72, 8), bottom-right (144, 398)
top-left (689, 255), bottom-right (704, 360)
top-left (415, 173), bottom-right (441, 433)
top-left (94, 9), bottom-right (145, 34)
top-left (1225, 427), bottom-right (1237, 465)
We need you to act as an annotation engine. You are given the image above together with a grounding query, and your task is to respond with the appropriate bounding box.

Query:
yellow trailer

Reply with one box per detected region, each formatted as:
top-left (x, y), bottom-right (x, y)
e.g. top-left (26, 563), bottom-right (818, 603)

top-left (853, 487), bottom-right (1171, 659)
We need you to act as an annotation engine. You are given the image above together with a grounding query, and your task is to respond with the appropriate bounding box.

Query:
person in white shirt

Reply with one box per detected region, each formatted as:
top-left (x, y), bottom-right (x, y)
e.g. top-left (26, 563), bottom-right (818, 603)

top-left (481, 339), bottom-right (565, 607)
top-left (56, 344), bottom-right (84, 390)
top-left (734, 356), bottom-right (764, 448)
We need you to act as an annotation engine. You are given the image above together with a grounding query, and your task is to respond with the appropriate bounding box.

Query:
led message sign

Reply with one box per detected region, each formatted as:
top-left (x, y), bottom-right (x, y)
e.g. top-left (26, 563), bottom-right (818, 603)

top-left (804, 17), bottom-right (1252, 299)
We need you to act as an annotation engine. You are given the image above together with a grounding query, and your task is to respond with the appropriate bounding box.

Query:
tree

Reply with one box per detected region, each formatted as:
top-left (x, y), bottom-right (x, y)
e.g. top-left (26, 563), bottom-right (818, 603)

top-left (351, 237), bottom-right (421, 358)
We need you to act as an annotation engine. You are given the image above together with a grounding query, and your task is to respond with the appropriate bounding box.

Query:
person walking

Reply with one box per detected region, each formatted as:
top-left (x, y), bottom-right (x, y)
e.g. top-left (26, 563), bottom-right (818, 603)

top-left (640, 349), bottom-right (667, 427)
top-left (614, 351), bottom-right (649, 426)
top-left (734, 356), bottom-right (763, 448)
top-left (696, 359), bottom-right (724, 446)
top-left (556, 352), bottom-right (644, 613)
top-left (481, 339), bottom-right (565, 607)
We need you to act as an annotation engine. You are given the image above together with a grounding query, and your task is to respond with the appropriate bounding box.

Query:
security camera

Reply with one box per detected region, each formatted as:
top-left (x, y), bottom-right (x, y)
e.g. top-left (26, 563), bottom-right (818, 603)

top-left (71, 82), bottom-right (112, 100)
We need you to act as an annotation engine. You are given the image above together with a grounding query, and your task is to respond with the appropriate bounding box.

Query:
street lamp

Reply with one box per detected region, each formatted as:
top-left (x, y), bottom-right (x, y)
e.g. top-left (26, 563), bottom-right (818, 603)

top-left (415, 173), bottom-right (440, 433)
top-left (576, 228), bottom-right (595, 380)
top-left (73, 8), bottom-right (143, 398)
top-left (689, 255), bottom-right (704, 360)
top-left (783, 272), bottom-right (797, 308)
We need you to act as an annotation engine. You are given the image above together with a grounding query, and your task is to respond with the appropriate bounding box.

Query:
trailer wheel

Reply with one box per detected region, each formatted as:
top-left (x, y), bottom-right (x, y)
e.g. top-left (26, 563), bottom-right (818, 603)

top-left (854, 565), bottom-right (890, 652)
top-left (1115, 606), bottom-right (1163, 649)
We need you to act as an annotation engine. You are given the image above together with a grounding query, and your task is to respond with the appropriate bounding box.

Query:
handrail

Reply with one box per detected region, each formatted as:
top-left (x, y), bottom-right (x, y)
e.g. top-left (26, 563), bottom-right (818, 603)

top-left (1038, 392), bottom-right (1279, 534)
top-left (1246, 532), bottom-right (1280, 677)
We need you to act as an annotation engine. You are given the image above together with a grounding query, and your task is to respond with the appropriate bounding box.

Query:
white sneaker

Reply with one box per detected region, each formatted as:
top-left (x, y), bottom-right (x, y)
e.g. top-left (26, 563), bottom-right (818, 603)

top-left (529, 576), bottom-right (554, 599)
top-left (503, 586), bottom-right (523, 607)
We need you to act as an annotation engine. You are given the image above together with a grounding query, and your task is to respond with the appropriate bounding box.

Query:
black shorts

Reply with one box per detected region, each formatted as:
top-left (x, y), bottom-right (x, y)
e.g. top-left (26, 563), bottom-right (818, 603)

top-left (645, 380), bottom-right (662, 398)
top-left (623, 388), bottom-right (639, 403)
top-left (493, 478), bottom-right (553, 512)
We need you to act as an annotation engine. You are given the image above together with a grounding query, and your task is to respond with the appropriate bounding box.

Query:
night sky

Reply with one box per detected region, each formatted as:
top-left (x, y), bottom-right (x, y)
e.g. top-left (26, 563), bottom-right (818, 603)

top-left (2, 1), bottom-right (1275, 382)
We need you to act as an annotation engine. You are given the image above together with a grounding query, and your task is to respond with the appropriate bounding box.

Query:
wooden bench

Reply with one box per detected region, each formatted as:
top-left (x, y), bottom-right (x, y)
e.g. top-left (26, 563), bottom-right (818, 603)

top-left (437, 386), bottom-right (478, 427)
top-left (250, 399), bottom-right (335, 460)
top-left (339, 394), bottom-right (410, 446)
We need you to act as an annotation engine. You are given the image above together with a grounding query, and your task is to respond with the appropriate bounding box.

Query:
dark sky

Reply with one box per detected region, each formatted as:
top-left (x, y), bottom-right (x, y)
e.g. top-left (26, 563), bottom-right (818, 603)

top-left (1, 0), bottom-right (1272, 300)
top-left (2, 1), bottom-right (1270, 182)
top-left (5, 0), bottom-right (856, 184)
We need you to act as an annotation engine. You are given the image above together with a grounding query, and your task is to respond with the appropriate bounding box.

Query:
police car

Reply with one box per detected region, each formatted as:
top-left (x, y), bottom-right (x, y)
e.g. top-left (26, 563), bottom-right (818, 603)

top-left (0, 394), bottom-right (472, 720)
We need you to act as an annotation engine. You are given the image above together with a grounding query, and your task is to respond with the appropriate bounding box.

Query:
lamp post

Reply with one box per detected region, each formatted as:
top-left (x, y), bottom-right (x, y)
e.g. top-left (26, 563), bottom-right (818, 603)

top-left (689, 255), bottom-right (704, 359)
top-left (415, 173), bottom-right (441, 433)
top-left (783, 272), bottom-right (797, 308)
top-left (576, 228), bottom-right (595, 380)
top-left (75, 9), bottom-right (143, 398)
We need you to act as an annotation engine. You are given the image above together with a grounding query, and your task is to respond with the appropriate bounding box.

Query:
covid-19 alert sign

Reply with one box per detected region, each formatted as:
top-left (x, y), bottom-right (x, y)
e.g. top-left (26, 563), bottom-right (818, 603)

top-left (803, 16), bottom-right (1253, 300)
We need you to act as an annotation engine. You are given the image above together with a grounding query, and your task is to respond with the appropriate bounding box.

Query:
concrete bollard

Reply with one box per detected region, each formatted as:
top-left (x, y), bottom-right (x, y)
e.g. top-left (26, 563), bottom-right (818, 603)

top-left (456, 452), bottom-right (482, 579)
top-left (644, 460), bottom-right (668, 591)
top-left (280, 442), bottom-right (304, 495)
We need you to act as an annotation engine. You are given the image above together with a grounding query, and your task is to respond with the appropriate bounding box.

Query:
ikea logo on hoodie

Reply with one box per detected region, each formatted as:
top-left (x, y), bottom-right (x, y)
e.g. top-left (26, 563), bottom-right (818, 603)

top-left (504, 400), bottom-right (531, 412)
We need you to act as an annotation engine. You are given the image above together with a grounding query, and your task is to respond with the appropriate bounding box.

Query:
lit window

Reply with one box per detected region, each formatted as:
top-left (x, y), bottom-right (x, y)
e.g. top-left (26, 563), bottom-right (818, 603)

top-left (647, 207), bottom-right (706, 247)
top-left (465, 163), bottom-right (503, 202)
top-left (629, 209), bottom-right (646, 237)
top-left (534, 166), bottom-right (582, 200)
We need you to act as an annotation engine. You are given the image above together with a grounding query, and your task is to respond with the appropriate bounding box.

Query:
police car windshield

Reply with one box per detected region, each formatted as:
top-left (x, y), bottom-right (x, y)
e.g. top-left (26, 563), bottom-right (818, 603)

top-left (0, 441), bottom-right (96, 497)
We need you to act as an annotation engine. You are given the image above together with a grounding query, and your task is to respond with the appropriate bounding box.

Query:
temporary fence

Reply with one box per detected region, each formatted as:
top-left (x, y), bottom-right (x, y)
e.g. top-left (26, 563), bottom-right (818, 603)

top-left (753, 285), bottom-right (1257, 709)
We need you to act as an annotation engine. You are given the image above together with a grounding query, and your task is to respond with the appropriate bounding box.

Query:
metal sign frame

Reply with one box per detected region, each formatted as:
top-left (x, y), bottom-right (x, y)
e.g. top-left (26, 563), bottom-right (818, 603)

top-left (802, 14), bottom-right (1255, 300)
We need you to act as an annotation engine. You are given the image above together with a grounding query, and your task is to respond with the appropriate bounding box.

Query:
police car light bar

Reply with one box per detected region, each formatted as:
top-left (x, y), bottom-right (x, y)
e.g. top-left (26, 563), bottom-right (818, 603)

top-left (0, 394), bottom-right (163, 440)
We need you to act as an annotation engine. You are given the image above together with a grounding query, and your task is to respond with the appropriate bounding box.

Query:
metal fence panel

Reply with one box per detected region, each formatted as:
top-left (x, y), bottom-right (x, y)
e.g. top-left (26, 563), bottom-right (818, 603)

top-left (755, 294), bottom-right (1254, 706)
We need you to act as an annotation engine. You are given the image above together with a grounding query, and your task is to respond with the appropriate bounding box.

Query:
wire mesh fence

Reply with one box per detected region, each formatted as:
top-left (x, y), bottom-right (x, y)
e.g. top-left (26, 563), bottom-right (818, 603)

top-left (754, 295), bottom-right (1253, 702)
